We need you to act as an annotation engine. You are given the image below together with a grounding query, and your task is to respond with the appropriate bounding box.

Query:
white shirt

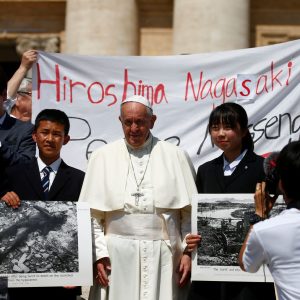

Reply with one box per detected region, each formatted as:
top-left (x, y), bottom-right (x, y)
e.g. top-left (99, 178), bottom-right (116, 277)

top-left (37, 157), bottom-right (61, 190)
top-left (243, 209), bottom-right (300, 300)
top-left (223, 149), bottom-right (247, 176)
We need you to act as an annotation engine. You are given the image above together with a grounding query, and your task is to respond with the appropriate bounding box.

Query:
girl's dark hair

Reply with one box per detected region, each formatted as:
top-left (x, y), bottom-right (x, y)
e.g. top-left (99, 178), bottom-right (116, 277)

top-left (208, 102), bottom-right (254, 151)
top-left (276, 141), bottom-right (300, 202)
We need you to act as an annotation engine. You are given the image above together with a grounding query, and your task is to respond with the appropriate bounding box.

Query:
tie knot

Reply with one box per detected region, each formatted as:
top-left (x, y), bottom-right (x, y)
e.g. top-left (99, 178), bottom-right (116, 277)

top-left (42, 166), bottom-right (52, 176)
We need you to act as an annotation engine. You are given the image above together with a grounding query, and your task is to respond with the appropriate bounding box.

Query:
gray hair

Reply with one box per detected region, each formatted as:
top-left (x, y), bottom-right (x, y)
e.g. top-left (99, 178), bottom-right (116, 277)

top-left (18, 78), bottom-right (32, 93)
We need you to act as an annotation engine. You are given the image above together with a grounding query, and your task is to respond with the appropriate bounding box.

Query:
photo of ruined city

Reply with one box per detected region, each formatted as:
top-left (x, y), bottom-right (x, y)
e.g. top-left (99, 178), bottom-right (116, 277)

top-left (196, 195), bottom-right (284, 266)
top-left (0, 201), bottom-right (79, 274)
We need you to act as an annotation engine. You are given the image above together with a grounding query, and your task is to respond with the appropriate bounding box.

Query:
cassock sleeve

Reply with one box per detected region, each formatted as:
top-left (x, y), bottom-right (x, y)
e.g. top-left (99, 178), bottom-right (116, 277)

top-left (91, 209), bottom-right (109, 262)
top-left (180, 205), bottom-right (191, 251)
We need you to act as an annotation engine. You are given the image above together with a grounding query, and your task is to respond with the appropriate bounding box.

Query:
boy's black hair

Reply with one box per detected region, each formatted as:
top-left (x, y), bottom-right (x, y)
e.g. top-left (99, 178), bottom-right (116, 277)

top-left (34, 109), bottom-right (70, 135)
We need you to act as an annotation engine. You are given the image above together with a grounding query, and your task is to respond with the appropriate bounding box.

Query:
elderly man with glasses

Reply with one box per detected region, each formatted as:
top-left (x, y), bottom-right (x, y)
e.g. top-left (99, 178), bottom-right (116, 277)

top-left (4, 49), bottom-right (37, 122)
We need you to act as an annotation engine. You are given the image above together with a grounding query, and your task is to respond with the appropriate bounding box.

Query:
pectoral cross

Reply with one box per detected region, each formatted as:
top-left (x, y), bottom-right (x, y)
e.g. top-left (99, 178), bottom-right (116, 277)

top-left (131, 190), bottom-right (144, 206)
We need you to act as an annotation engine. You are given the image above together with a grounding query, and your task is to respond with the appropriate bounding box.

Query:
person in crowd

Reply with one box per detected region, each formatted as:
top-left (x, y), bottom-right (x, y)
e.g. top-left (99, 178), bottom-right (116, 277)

top-left (0, 66), bottom-right (35, 179)
top-left (7, 77), bottom-right (32, 122)
top-left (79, 95), bottom-right (199, 300)
top-left (239, 140), bottom-right (300, 300)
top-left (4, 50), bottom-right (38, 121)
top-left (188, 102), bottom-right (276, 300)
top-left (4, 49), bottom-right (37, 122)
top-left (0, 109), bottom-right (85, 300)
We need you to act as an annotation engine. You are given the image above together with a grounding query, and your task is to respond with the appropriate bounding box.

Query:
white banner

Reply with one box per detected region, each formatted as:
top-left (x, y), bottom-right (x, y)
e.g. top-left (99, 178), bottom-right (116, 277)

top-left (32, 39), bottom-right (300, 171)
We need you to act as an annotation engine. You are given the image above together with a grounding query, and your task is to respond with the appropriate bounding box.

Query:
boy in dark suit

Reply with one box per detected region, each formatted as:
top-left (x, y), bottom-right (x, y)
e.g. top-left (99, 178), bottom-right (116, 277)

top-left (0, 109), bottom-right (85, 300)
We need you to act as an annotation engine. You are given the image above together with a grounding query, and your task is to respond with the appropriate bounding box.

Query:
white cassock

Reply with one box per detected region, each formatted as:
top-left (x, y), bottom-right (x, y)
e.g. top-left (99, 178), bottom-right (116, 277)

top-left (79, 135), bottom-right (197, 300)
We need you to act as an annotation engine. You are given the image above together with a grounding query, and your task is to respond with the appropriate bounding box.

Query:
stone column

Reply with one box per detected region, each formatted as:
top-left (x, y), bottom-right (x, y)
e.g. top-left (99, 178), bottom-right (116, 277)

top-left (173, 0), bottom-right (250, 54)
top-left (65, 0), bottom-right (139, 55)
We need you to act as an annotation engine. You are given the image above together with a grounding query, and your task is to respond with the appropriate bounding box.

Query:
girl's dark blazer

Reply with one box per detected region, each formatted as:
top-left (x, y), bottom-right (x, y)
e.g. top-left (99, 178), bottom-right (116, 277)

top-left (196, 150), bottom-right (265, 193)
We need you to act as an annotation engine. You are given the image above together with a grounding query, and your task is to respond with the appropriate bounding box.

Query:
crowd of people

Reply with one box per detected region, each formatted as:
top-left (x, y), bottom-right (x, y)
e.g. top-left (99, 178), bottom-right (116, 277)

top-left (0, 50), bottom-right (299, 300)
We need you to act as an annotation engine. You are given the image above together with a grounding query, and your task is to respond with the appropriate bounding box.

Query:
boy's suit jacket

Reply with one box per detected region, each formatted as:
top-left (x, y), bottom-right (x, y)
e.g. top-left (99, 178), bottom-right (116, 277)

top-left (2, 158), bottom-right (84, 201)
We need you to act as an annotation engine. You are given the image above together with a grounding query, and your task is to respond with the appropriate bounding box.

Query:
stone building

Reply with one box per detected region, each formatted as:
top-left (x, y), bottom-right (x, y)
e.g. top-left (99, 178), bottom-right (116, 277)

top-left (1, 0), bottom-right (300, 76)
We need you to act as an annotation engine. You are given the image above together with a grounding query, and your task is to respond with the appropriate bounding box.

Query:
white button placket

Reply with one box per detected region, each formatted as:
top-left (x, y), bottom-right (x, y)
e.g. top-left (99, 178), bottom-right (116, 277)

top-left (140, 241), bottom-right (153, 300)
top-left (135, 161), bottom-right (143, 207)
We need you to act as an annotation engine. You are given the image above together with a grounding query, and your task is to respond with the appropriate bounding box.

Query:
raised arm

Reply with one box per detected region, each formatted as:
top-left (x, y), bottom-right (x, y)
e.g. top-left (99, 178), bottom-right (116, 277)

top-left (7, 50), bottom-right (37, 99)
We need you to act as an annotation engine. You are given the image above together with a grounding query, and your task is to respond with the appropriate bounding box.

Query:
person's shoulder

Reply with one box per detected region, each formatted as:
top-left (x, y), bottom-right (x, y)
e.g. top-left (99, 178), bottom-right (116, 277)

top-left (12, 118), bottom-right (34, 133)
top-left (156, 138), bottom-right (184, 154)
top-left (198, 154), bottom-right (222, 171)
top-left (60, 161), bottom-right (85, 177)
top-left (254, 209), bottom-right (294, 231)
top-left (246, 150), bottom-right (264, 163)
top-left (5, 159), bottom-right (36, 174)
top-left (253, 218), bottom-right (279, 236)
top-left (9, 115), bottom-right (33, 127)
top-left (69, 166), bottom-right (85, 177)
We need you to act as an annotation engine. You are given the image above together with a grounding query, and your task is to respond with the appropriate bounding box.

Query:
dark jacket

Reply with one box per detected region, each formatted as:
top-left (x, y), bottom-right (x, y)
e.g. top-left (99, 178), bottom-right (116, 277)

top-left (1, 159), bottom-right (84, 201)
top-left (196, 150), bottom-right (265, 193)
top-left (0, 114), bottom-right (35, 177)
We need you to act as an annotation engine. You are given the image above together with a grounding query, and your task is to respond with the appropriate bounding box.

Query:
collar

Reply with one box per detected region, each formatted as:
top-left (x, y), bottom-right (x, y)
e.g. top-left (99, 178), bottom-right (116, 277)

top-left (37, 156), bottom-right (62, 174)
top-left (3, 99), bottom-right (16, 115)
top-left (125, 133), bottom-right (153, 153)
top-left (0, 112), bottom-right (7, 126)
top-left (223, 149), bottom-right (248, 173)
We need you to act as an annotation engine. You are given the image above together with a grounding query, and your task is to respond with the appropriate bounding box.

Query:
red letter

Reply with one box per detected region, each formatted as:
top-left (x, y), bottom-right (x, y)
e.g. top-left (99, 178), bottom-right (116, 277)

top-left (271, 61), bottom-right (283, 90)
top-left (153, 84), bottom-right (168, 104)
top-left (225, 78), bottom-right (237, 99)
top-left (240, 79), bottom-right (251, 97)
top-left (37, 63), bottom-right (60, 101)
top-left (201, 79), bottom-right (213, 100)
top-left (105, 84), bottom-right (117, 106)
top-left (87, 82), bottom-right (104, 104)
top-left (122, 69), bottom-right (136, 101)
top-left (286, 61), bottom-right (293, 86)
top-left (214, 78), bottom-right (226, 101)
top-left (184, 72), bottom-right (203, 101)
top-left (256, 75), bottom-right (268, 95)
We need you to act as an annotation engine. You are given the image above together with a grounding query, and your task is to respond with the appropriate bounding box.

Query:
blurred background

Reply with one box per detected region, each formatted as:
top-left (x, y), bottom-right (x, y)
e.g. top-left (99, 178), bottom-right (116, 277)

top-left (1, 0), bottom-right (300, 78)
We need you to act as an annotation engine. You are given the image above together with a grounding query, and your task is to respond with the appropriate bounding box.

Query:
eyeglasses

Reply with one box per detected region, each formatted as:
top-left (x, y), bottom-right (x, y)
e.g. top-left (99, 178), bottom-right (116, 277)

top-left (17, 91), bottom-right (32, 97)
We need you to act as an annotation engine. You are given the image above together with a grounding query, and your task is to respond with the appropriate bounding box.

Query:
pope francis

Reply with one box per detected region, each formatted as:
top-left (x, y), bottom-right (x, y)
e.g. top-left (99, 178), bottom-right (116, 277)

top-left (79, 95), bottom-right (198, 300)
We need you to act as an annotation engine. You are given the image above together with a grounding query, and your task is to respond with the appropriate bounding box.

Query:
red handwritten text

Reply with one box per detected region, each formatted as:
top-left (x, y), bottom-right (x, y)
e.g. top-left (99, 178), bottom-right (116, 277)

top-left (185, 61), bottom-right (293, 102)
top-left (36, 64), bottom-right (168, 106)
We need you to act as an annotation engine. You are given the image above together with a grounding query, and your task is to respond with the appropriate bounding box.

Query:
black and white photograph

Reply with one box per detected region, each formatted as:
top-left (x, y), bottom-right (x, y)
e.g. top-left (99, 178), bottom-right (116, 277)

top-left (0, 201), bottom-right (92, 287)
top-left (192, 194), bottom-right (284, 282)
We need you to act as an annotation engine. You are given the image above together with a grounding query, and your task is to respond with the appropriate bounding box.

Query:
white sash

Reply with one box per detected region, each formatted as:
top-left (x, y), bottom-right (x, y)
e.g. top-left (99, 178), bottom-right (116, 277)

top-left (105, 211), bottom-right (169, 240)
